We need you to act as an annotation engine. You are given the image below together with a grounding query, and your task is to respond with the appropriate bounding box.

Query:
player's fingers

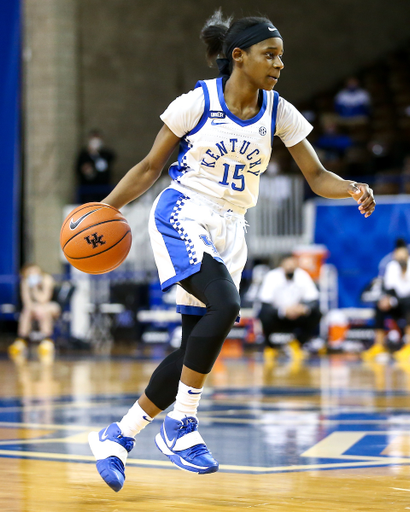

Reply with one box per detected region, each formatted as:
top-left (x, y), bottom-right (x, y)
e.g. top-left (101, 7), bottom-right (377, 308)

top-left (359, 201), bottom-right (375, 216)
top-left (359, 205), bottom-right (375, 217)
top-left (359, 195), bottom-right (375, 210)
top-left (364, 203), bottom-right (376, 216)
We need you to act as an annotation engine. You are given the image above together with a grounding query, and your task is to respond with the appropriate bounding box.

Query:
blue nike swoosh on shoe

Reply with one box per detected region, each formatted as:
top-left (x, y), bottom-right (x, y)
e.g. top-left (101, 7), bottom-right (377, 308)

top-left (187, 390), bottom-right (202, 395)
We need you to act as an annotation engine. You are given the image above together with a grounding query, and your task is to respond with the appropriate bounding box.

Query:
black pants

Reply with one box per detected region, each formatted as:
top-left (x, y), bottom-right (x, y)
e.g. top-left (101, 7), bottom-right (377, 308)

top-left (144, 253), bottom-right (241, 410)
top-left (374, 296), bottom-right (410, 329)
top-left (258, 303), bottom-right (321, 346)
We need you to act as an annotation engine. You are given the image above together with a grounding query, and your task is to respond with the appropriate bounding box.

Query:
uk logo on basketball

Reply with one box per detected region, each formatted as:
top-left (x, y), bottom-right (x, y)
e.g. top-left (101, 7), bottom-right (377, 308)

top-left (84, 232), bottom-right (106, 249)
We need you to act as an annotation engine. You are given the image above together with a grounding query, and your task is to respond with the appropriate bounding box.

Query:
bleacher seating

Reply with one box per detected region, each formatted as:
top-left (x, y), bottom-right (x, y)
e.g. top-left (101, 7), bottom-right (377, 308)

top-left (281, 39), bottom-right (410, 193)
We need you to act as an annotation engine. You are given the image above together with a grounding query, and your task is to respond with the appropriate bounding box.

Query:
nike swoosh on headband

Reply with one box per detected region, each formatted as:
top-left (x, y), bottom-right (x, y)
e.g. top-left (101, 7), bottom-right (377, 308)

top-left (69, 208), bottom-right (101, 230)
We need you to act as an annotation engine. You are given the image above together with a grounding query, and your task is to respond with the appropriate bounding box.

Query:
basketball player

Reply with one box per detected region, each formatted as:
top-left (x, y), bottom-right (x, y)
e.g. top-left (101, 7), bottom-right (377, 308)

top-left (88, 11), bottom-right (376, 491)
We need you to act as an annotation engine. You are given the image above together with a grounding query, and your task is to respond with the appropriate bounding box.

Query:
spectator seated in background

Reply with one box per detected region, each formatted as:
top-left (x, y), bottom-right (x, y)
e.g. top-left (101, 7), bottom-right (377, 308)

top-left (362, 244), bottom-right (410, 361)
top-left (76, 129), bottom-right (116, 203)
top-left (8, 264), bottom-right (61, 361)
top-left (257, 255), bottom-right (321, 362)
top-left (334, 77), bottom-right (371, 125)
top-left (315, 121), bottom-right (353, 160)
top-left (378, 238), bottom-right (409, 277)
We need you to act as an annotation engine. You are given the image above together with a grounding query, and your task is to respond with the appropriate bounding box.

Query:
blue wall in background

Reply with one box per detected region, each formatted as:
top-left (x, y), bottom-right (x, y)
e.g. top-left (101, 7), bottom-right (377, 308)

top-left (314, 198), bottom-right (410, 308)
top-left (0, 0), bottom-right (21, 304)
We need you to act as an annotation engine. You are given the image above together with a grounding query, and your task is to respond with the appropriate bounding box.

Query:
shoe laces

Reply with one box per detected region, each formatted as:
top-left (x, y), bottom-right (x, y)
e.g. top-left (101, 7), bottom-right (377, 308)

top-left (177, 418), bottom-right (211, 458)
top-left (185, 443), bottom-right (210, 458)
top-left (116, 433), bottom-right (135, 453)
top-left (179, 417), bottom-right (198, 435)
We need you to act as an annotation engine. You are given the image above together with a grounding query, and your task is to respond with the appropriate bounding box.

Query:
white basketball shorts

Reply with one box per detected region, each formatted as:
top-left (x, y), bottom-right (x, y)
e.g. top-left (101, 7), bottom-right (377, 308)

top-left (148, 183), bottom-right (248, 316)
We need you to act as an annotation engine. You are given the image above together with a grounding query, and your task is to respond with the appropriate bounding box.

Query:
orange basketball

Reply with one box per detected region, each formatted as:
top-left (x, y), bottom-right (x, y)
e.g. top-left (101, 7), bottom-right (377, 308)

top-left (60, 202), bottom-right (132, 274)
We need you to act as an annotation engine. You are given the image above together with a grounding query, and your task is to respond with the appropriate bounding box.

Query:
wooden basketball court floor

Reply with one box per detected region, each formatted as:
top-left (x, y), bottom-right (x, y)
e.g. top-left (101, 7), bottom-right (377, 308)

top-left (2, 353), bottom-right (410, 511)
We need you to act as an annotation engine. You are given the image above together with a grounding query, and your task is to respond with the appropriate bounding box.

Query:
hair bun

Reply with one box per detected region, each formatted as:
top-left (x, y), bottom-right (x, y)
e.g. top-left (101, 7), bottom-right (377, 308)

top-left (200, 9), bottom-right (232, 64)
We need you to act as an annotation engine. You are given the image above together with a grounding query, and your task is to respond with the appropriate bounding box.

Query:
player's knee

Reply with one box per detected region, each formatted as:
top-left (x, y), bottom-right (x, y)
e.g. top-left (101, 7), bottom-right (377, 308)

top-left (223, 293), bottom-right (241, 323)
top-left (209, 282), bottom-right (240, 325)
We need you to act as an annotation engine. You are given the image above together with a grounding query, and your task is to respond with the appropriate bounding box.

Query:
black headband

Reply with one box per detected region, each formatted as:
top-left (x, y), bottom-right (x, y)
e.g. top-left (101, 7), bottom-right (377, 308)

top-left (217, 22), bottom-right (282, 77)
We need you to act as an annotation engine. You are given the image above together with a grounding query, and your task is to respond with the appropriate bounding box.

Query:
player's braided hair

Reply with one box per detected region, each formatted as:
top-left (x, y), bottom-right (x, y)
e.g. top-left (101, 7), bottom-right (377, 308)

top-left (200, 9), bottom-right (272, 66)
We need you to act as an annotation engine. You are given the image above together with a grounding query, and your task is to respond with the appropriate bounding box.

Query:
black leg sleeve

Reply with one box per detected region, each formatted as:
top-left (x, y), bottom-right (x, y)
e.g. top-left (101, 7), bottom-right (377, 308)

top-left (179, 253), bottom-right (241, 374)
top-left (144, 254), bottom-right (241, 407)
top-left (144, 314), bottom-right (201, 410)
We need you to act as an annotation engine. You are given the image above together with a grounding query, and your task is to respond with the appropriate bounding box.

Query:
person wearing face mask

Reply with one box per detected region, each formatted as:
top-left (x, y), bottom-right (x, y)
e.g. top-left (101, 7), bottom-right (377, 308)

top-left (76, 129), bottom-right (116, 203)
top-left (8, 264), bottom-right (61, 361)
top-left (363, 245), bottom-right (410, 361)
top-left (334, 77), bottom-right (371, 125)
top-left (257, 254), bottom-right (321, 361)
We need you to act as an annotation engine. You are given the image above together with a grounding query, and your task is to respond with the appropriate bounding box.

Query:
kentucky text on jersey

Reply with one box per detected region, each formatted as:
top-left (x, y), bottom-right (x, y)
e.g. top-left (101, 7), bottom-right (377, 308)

top-left (200, 139), bottom-right (262, 174)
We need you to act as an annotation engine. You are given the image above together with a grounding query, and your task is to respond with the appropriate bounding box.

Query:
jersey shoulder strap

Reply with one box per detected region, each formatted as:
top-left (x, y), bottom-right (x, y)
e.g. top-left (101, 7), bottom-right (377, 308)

top-left (271, 91), bottom-right (280, 145)
top-left (186, 80), bottom-right (211, 136)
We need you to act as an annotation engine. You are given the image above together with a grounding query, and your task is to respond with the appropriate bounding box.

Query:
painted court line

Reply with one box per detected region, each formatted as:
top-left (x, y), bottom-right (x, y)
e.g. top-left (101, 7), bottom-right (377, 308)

top-left (0, 448), bottom-right (409, 474)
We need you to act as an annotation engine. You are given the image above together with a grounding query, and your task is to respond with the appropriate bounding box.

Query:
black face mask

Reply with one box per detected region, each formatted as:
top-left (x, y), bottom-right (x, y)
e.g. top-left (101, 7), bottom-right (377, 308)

top-left (285, 271), bottom-right (294, 280)
top-left (397, 259), bottom-right (408, 271)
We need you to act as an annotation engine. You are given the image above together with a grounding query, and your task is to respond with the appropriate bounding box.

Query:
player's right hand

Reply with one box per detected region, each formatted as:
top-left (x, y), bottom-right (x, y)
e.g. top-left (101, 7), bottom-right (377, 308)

top-left (348, 182), bottom-right (376, 218)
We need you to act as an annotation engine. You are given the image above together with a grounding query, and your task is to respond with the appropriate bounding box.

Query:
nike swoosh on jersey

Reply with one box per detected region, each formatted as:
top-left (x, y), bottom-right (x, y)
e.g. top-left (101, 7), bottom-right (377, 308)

top-left (211, 119), bottom-right (228, 126)
top-left (69, 208), bottom-right (101, 230)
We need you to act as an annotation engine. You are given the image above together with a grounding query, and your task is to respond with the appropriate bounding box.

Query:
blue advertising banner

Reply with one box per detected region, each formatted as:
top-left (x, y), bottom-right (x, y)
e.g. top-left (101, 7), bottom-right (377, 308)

top-left (314, 197), bottom-right (410, 308)
top-left (0, 0), bottom-right (21, 304)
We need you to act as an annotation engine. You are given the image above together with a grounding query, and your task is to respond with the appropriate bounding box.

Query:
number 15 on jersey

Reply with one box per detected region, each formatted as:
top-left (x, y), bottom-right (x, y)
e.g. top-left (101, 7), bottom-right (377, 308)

top-left (218, 163), bottom-right (245, 192)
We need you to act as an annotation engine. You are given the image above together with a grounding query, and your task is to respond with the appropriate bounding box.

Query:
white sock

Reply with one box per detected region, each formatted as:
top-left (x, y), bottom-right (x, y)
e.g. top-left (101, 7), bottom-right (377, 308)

top-left (118, 401), bottom-right (153, 438)
top-left (168, 381), bottom-right (203, 420)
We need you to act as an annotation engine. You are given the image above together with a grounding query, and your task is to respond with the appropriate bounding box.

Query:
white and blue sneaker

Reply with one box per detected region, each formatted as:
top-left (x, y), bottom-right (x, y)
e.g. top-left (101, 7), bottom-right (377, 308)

top-left (155, 414), bottom-right (219, 474)
top-left (88, 423), bottom-right (135, 492)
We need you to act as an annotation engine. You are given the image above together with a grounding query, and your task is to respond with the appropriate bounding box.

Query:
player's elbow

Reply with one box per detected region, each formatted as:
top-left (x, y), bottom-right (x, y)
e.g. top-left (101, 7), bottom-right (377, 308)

top-left (305, 167), bottom-right (325, 196)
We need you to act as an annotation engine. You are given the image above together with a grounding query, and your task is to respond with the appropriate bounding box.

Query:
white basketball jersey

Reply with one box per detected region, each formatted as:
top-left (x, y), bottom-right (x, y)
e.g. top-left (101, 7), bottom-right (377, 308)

top-left (168, 77), bottom-right (279, 211)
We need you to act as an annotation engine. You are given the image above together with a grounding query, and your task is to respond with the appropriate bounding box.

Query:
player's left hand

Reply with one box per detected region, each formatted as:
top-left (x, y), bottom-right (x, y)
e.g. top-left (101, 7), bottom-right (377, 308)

top-left (348, 182), bottom-right (376, 218)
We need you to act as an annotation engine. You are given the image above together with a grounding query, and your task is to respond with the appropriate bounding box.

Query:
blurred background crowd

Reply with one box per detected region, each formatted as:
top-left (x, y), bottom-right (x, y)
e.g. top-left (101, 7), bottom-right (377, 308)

top-left (1, 0), bottom-right (409, 366)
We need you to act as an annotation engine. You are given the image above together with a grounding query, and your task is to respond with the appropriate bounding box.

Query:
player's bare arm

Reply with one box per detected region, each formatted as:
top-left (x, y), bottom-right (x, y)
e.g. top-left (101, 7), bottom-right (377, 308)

top-left (288, 138), bottom-right (376, 218)
top-left (102, 125), bottom-right (180, 209)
